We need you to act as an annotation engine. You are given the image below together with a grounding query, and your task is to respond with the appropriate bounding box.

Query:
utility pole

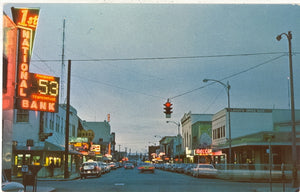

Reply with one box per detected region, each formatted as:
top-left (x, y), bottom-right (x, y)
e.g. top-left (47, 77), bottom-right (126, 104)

top-left (64, 60), bottom-right (71, 179)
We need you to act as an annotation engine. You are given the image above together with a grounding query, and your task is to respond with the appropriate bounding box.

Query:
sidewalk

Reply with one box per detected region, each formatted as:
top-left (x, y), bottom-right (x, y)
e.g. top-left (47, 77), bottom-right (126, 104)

top-left (24, 186), bottom-right (55, 192)
top-left (253, 182), bottom-right (299, 192)
top-left (254, 186), bottom-right (299, 192)
top-left (12, 173), bottom-right (80, 192)
top-left (37, 172), bottom-right (80, 181)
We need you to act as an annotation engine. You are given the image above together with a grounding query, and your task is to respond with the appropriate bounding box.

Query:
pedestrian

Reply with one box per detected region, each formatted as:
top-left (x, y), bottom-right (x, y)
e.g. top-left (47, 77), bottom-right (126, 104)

top-left (248, 160), bottom-right (255, 170)
top-left (49, 159), bottom-right (54, 177)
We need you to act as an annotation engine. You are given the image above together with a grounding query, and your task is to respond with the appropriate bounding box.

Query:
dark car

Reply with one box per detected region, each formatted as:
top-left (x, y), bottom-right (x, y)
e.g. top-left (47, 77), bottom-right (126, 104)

top-left (124, 163), bottom-right (134, 169)
top-left (80, 160), bottom-right (102, 179)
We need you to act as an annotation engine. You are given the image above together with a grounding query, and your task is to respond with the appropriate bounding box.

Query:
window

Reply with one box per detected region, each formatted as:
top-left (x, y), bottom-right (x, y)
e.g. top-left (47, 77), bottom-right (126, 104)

top-left (72, 125), bottom-right (75, 137)
top-left (222, 126), bottom-right (225, 137)
top-left (44, 113), bottom-right (48, 129)
top-left (61, 120), bottom-right (63, 133)
top-left (3, 55), bottom-right (8, 93)
top-left (16, 109), bottom-right (29, 122)
top-left (56, 115), bottom-right (60, 132)
top-left (50, 113), bottom-right (54, 130)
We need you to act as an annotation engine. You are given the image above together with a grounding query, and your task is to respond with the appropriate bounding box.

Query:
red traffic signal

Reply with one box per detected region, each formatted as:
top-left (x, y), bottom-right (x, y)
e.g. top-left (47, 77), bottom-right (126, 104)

top-left (163, 99), bottom-right (173, 118)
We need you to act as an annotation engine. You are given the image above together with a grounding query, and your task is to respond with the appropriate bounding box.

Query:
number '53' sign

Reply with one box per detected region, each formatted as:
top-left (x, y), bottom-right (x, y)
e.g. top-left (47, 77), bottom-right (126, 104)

top-left (28, 73), bottom-right (60, 97)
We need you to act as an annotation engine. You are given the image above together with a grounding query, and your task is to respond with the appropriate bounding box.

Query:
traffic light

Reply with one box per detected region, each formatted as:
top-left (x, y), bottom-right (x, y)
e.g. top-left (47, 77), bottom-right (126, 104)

top-left (39, 132), bottom-right (53, 141)
top-left (163, 99), bottom-right (173, 118)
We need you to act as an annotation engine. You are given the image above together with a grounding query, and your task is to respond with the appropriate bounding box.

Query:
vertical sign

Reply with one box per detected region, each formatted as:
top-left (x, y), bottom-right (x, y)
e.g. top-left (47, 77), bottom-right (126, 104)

top-left (11, 8), bottom-right (59, 112)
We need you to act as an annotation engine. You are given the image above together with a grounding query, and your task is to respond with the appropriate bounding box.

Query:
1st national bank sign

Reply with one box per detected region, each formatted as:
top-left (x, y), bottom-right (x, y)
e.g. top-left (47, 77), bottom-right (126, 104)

top-left (12, 7), bottom-right (59, 113)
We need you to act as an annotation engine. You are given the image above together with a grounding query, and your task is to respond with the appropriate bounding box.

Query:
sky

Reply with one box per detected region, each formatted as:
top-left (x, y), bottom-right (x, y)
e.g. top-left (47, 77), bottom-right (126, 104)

top-left (2, 1), bottom-right (300, 153)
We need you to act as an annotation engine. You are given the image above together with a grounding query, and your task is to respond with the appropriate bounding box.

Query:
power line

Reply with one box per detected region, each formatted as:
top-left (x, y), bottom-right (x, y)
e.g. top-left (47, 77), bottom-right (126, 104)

top-left (170, 54), bottom-right (286, 99)
top-left (72, 74), bottom-right (166, 99)
top-left (30, 52), bottom-right (293, 101)
top-left (31, 51), bottom-right (296, 63)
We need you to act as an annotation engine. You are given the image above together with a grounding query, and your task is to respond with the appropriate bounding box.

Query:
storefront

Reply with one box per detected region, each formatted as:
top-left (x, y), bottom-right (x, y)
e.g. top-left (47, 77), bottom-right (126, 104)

top-left (193, 148), bottom-right (224, 164)
top-left (13, 141), bottom-right (82, 178)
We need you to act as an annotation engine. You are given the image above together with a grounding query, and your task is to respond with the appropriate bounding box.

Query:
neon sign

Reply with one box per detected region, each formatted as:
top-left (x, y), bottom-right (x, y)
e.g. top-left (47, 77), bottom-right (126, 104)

top-left (195, 149), bottom-right (213, 156)
top-left (195, 149), bottom-right (223, 156)
top-left (11, 8), bottom-right (59, 113)
top-left (23, 73), bottom-right (60, 112)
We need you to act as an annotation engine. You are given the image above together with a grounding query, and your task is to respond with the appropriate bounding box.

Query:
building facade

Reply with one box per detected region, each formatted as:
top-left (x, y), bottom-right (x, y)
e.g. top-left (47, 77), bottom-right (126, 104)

top-left (212, 108), bottom-right (300, 168)
top-left (12, 105), bottom-right (82, 178)
top-left (181, 112), bottom-right (213, 163)
top-left (2, 13), bottom-right (18, 179)
top-left (81, 121), bottom-right (115, 161)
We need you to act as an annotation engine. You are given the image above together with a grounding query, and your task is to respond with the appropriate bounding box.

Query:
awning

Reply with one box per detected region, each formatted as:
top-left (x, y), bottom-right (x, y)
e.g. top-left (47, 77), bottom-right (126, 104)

top-left (44, 141), bottom-right (81, 155)
top-left (14, 141), bottom-right (81, 155)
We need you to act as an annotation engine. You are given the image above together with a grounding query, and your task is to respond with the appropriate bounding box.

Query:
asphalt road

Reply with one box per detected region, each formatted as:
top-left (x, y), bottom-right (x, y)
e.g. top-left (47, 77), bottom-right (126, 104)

top-left (36, 168), bottom-right (286, 192)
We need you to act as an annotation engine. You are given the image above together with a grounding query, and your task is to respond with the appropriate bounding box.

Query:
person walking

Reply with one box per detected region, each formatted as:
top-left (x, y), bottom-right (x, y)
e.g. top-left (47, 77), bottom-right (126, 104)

top-left (49, 159), bottom-right (55, 177)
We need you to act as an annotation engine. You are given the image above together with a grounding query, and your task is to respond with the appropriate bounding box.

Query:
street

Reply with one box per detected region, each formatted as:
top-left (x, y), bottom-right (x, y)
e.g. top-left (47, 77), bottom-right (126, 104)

top-left (35, 168), bottom-right (282, 192)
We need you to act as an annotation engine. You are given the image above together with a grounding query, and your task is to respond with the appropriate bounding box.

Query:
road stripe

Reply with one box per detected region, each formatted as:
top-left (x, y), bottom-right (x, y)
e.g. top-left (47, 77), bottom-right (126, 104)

top-left (114, 183), bottom-right (125, 186)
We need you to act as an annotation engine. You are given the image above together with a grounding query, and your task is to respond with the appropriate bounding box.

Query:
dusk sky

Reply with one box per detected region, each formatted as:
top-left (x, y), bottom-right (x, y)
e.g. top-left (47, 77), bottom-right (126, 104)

top-left (2, 1), bottom-right (300, 153)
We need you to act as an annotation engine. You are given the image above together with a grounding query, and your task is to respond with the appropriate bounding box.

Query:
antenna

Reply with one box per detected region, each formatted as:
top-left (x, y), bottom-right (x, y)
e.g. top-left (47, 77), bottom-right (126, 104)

top-left (60, 19), bottom-right (66, 104)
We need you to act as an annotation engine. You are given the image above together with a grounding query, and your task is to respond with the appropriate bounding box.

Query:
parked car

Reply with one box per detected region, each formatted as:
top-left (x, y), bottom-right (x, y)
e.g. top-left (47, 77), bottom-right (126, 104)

top-left (98, 162), bottom-right (110, 173)
top-left (80, 160), bottom-right (102, 179)
top-left (173, 164), bottom-right (184, 173)
top-left (109, 162), bottom-right (117, 170)
top-left (192, 164), bottom-right (218, 178)
top-left (184, 164), bottom-right (196, 175)
top-left (124, 163), bottom-right (134, 169)
top-left (138, 162), bottom-right (155, 173)
top-left (2, 171), bottom-right (24, 192)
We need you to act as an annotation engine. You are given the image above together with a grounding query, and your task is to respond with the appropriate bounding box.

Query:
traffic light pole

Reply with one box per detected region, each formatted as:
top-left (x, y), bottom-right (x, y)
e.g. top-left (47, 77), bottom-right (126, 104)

top-left (64, 60), bottom-right (71, 179)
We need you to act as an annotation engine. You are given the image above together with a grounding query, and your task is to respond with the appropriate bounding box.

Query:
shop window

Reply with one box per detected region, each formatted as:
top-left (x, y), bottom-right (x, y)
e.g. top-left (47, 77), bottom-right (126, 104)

top-left (46, 156), bottom-right (61, 167)
top-left (16, 109), bottom-right (29, 122)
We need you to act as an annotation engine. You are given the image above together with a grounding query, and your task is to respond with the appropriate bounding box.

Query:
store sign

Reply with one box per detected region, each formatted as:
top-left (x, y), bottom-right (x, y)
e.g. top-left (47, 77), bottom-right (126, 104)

top-left (230, 108), bottom-right (272, 113)
top-left (69, 137), bottom-right (88, 143)
top-left (195, 149), bottom-right (213, 156)
top-left (195, 149), bottom-right (223, 156)
top-left (91, 145), bottom-right (101, 152)
top-left (11, 7), bottom-right (39, 31)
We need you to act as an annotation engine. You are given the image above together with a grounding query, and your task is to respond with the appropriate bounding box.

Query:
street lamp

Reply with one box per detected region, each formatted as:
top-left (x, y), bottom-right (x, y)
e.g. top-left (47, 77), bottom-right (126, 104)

top-left (203, 78), bottom-right (232, 165)
top-left (166, 121), bottom-right (181, 136)
top-left (276, 31), bottom-right (297, 188)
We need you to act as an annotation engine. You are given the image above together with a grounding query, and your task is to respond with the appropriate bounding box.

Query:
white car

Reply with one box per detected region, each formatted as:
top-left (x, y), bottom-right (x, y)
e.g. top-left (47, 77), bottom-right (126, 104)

top-left (2, 172), bottom-right (24, 192)
top-left (192, 164), bottom-right (218, 178)
top-left (80, 160), bottom-right (102, 179)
